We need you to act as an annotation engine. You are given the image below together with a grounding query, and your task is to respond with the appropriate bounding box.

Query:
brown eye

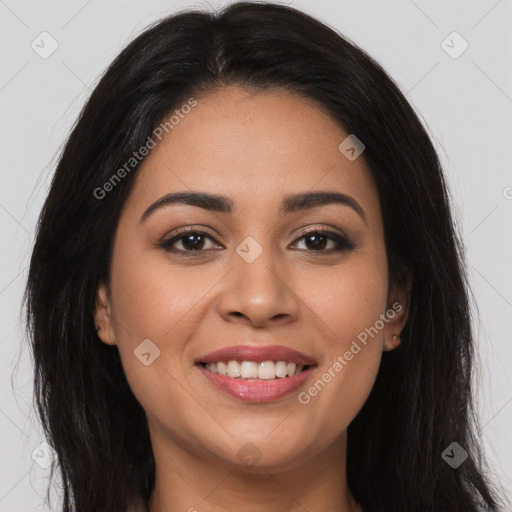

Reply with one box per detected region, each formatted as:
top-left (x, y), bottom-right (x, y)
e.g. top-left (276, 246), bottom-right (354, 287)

top-left (159, 229), bottom-right (222, 255)
top-left (290, 228), bottom-right (355, 252)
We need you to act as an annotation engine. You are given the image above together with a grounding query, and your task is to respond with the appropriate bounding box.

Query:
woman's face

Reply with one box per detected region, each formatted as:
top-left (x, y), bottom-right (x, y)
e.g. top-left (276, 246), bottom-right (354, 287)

top-left (95, 86), bottom-right (409, 473)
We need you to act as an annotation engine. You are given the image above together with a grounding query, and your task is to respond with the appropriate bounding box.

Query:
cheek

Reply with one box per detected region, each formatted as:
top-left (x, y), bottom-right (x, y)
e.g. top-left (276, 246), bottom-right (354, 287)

top-left (295, 252), bottom-right (387, 422)
top-left (120, 360), bottom-right (207, 452)
top-left (107, 239), bottom-right (221, 416)
top-left (109, 234), bottom-right (213, 342)
top-left (304, 252), bottom-right (388, 351)
top-left (297, 309), bottom-right (385, 444)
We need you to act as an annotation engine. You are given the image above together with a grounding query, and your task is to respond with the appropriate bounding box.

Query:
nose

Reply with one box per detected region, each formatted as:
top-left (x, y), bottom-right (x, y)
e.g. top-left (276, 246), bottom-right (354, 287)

top-left (216, 248), bottom-right (300, 328)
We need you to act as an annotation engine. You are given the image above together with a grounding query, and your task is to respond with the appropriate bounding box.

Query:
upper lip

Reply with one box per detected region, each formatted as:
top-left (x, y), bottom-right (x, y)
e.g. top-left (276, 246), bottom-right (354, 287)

top-left (195, 344), bottom-right (317, 366)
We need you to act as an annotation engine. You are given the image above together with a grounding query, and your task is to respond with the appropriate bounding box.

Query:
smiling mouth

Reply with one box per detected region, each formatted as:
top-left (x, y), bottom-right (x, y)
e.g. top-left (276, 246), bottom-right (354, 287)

top-left (198, 360), bottom-right (313, 380)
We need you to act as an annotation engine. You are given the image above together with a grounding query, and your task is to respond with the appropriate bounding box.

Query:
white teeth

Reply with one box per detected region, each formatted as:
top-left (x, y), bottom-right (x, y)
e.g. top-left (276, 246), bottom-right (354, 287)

top-left (258, 361), bottom-right (276, 380)
top-left (275, 361), bottom-right (288, 378)
top-left (227, 360), bottom-right (241, 378)
top-left (203, 360), bottom-right (309, 380)
top-left (240, 361), bottom-right (259, 378)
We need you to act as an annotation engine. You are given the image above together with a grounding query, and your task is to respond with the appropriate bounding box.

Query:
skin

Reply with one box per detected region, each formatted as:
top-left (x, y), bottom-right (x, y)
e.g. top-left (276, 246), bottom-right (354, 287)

top-left (94, 85), bottom-right (411, 512)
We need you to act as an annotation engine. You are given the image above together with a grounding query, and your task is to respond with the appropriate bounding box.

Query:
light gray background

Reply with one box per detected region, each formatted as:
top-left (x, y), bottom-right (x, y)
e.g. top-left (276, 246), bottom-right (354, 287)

top-left (0, 0), bottom-right (511, 510)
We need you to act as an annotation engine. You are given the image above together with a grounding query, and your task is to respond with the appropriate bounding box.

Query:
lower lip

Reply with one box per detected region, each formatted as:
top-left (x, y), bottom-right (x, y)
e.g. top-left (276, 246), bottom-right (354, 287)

top-left (197, 364), bottom-right (315, 402)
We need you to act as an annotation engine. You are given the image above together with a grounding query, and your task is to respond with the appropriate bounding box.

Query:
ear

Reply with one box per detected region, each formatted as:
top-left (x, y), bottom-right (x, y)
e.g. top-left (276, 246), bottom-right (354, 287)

top-left (383, 266), bottom-right (412, 352)
top-left (93, 281), bottom-right (116, 346)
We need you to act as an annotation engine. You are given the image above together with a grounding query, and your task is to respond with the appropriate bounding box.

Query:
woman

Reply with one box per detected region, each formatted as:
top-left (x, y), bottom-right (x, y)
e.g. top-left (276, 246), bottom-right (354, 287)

top-left (24, 1), bottom-right (508, 511)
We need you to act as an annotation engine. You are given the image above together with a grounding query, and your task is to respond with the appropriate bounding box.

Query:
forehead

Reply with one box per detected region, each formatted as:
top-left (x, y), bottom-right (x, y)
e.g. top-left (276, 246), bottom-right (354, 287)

top-left (127, 86), bottom-right (380, 223)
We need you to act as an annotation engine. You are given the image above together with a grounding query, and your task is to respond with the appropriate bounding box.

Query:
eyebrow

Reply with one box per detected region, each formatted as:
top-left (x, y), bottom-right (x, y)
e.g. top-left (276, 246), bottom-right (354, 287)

top-left (140, 190), bottom-right (367, 225)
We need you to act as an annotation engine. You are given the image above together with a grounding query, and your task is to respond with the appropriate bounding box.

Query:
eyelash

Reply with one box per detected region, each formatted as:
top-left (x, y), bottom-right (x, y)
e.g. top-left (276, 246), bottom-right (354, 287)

top-left (158, 226), bottom-right (356, 256)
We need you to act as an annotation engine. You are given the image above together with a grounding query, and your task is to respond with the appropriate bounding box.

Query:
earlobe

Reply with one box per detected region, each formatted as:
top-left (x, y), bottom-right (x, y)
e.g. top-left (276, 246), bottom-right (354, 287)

top-left (384, 333), bottom-right (401, 352)
top-left (93, 282), bottom-right (116, 346)
top-left (383, 266), bottom-right (412, 352)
